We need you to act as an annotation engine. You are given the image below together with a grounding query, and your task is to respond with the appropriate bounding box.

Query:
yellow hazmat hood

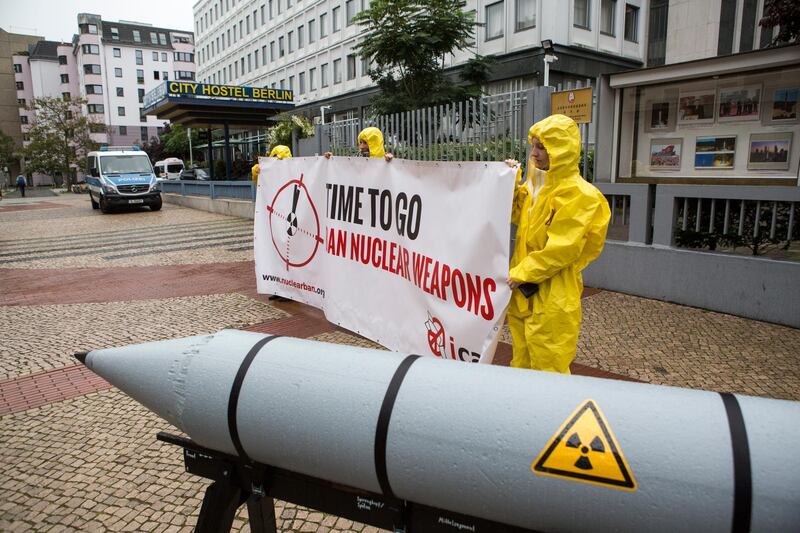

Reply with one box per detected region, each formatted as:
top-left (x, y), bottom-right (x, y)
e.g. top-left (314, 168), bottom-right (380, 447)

top-left (357, 127), bottom-right (385, 158)
top-left (528, 114), bottom-right (581, 181)
top-left (269, 145), bottom-right (292, 159)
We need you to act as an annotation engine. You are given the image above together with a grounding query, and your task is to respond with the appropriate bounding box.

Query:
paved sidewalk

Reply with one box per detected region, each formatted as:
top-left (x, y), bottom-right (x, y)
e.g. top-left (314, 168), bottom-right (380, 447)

top-left (1, 195), bottom-right (798, 532)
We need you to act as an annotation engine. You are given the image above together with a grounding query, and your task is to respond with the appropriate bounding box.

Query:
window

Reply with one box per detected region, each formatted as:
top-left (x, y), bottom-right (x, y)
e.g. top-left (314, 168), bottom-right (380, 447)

top-left (85, 84), bottom-right (103, 94)
top-left (333, 6), bottom-right (341, 32)
top-left (16, 81), bottom-right (24, 90)
top-left (154, 71), bottom-right (160, 80)
top-left (289, 75), bottom-right (294, 90)
top-left (116, 87), bottom-right (124, 97)
top-left (320, 13), bottom-right (328, 37)
top-left (13, 63), bottom-right (22, 73)
top-left (84, 64), bottom-right (101, 75)
top-left (297, 25), bottom-right (305, 48)
top-left (119, 125), bottom-right (127, 135)
top-left (111, 27), bottom-right (119, 40)
top-left (153, 51), bottom-right (159, 61)
top-left (159, 33), bottom-right (167, 45)
top-left (88, 24), bottom-right (98, 34)
top-left (174, 52), bottom-right (195, 62)
top-left (270, 41), bottom-right (275, 61)
top-left (141, 126), bottom-right (148, 141)
top-left (269, 0), bottom-right (274, 18)
top-left (261, 4), bottom-right (265, 24)
top-left (288, 30), bottom-right (294, 53)
top-left (247, 53), bottom-right (252, 72)
top-left (298, 71), bottom-right (306, 94)
top-left (346, 0), bottom-right (357, 25)
top-left (246, 15), bottom-right (251, 34)
top-left (20, 115), bottom-right (28, 124)
top-left (361, 56), bottom-right (369, 76)
top-left (162, 52), bottom-right (167, 62)
top-left (115, 67), bottom-right (123, 77)
top-left (321, 63), bottom-right (329, 87)
top-left (61, 92), bottom-right (70, 100)
top-left (624, 4), bottom-right (639, 42)
top-left (82, 44), bottom-right (100, 54)
top-left (239, 20), bottom-right (243, 38)
top-left (163, 71), bottom-right (168, 80)
top-left (255, 49), bottom-right (259, 69)
top-left (113, 47), bottom-right (121, 57)
top-left (485, 1), bottom-right (504, 41)
top-left (175, 71), bottom-right (195, 80)
top-left (574, 0), bottom-right (591, 29)
top-left (333, 58), bottom-right (342, 83)
top-left (60, 74), bottom-right (69, 83)
top-left (135, 49), bottom-right (143, 65)
top-left (87, 104), bottom-right (104, 114)
top-left (309, 67), bottom-right (316, 90)
top-left (347, 54), bottom-right (356, 80)
top-left (308, 19), bottom-right (316, 42)
top-left (279, 36), bottom-right (285, 57)
top-left (515, 0), bottom-right (536, 31)
top-left (140, 110), bottom-right (147, 122)
top-left (601, 0), bottom-right (616, 35)
top-left (150, 32), bottom-right (158, 44)
top-left (138, 88), bottom-right (145, 103)
top-left (279, 78), bottom-right (285, 89)
top-left (133, 30), bottom-right (141, 42)
top-left (118, 106), bottom-right (126, 116)
top-left (262, 45), bottom-right (267, 65)
top-left (18, 98), bottom-right (26, 106)
top-left (137, 69), bottom-right (145, 83)
top-left (278, 0), bottom-right (283, 14)
top-left (59, 55), bottom-right (67, 65)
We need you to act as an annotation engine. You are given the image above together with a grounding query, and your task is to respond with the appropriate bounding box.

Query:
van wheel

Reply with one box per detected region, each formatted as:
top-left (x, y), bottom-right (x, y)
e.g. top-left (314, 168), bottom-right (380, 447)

top-left (150, 198), bottom-right (162, 211)
top-left (90, 193), bottom-right (99, 209)
top-left (99, 195), bottom-right (111, 214)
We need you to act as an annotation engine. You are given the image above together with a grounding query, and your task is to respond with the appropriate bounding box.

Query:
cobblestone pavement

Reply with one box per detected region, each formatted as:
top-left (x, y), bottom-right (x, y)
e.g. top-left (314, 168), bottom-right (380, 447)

top-left (1, 194), bottom-right (799, 531)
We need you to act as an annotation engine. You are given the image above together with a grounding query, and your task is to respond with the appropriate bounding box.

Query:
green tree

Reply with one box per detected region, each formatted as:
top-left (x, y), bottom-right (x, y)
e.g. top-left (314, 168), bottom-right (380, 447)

top-left (266, 114), bottom-right (315, 150)
top-left (760, 0), bottom-right (800, 44)
top-left (0, 131), bottom-right (15, 185)
top-left (161, 123), bottom-right (199, 161)
top-left (18, 97), bottom-right (102, 188)
top-left (353, 0), bottom-right (493, 114)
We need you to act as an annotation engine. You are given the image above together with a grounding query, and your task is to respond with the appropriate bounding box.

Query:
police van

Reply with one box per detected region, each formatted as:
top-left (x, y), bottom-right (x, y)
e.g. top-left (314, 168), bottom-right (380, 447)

top-left (153, 157), bottom-right (185, 180)
top-left (86, 146), bottom-right (162, 213)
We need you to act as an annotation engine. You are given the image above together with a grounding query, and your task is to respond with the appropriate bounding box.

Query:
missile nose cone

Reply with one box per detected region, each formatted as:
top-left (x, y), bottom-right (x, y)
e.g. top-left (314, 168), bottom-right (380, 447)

top-left (74, 351), bottom-right (89, 364)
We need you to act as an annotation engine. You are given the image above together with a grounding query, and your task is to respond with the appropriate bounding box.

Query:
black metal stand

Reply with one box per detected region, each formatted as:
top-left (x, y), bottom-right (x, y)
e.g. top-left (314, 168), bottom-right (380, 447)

top-left (157, 432), bottom-right (536, 533)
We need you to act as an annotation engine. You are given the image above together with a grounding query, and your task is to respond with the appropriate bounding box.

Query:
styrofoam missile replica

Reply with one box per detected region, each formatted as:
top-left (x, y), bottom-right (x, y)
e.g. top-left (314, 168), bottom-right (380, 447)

top-left (77, 329), bottom-right (800, 532)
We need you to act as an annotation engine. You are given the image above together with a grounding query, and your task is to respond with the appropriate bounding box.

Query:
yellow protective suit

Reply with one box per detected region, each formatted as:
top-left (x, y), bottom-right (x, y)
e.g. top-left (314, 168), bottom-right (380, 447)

top-left (357, 127), bottom-right (386, 158)
top-left (508, 114), bottom-right (610, 373)
top-left (251, 145), bottom-right (292, 184)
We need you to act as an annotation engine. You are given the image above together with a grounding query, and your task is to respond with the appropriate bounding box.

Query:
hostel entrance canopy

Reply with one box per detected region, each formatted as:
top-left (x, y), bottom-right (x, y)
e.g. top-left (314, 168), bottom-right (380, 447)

top-left (142, 81), bottom-right (294, 128)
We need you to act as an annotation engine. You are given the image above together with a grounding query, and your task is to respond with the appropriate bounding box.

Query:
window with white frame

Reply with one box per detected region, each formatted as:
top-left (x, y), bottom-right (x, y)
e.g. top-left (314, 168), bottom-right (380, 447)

top-left (321, 63), bottom-right (329, 87)
top-left (333, 58), bottom-right (342, 83)
top-left (601, 0), bottom-right (616, 35)
top-left (624, 4), bottom-right (639, 42)
top-left (485, 1), bottom-right (504, 41)
top-left (516, 0), bottom-right (536, 31)
top-left (574, 0), bottom-right (591, 29)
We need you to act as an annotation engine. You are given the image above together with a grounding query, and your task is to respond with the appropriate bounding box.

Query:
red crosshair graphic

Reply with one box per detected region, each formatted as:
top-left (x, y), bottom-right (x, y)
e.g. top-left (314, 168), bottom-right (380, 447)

top-left (267, 173), bottom-right (324, 270)
top-left (426, 316), bottom-right (446, 357)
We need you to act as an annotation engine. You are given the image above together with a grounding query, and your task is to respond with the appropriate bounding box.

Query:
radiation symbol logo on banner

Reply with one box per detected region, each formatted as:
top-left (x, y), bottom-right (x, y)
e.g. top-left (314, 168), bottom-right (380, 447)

top-left (267, 173), bottom-right (324, 270)
top-left (532, 399), bottom-right (636, 491)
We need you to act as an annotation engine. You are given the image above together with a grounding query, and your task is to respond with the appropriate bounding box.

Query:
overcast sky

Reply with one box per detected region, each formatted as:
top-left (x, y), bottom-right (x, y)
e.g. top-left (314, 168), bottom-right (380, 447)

top-left (1, 0), bottom-right (196, 42)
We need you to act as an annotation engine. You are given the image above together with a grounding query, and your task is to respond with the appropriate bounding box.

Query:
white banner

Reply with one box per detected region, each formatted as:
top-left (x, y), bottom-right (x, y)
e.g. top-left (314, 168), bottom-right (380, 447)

top-left (254, 157), bottom-right (516, 363)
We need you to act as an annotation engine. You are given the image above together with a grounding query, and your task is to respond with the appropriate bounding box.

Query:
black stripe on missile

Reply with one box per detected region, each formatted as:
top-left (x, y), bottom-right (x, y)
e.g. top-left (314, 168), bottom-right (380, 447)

top-left (374, 354), bottom-right (421, 500)
top-left (227, 335), bottom-right (282, 462)
top-left (720, 392), bottom-right (752, 533)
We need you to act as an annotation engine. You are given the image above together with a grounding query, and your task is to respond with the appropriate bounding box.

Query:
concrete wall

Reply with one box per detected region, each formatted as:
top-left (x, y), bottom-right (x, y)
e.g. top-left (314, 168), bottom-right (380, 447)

top-left (163, 192), bottom-right (254, 219)
top-left (583, 241), bottom-right (800, 329)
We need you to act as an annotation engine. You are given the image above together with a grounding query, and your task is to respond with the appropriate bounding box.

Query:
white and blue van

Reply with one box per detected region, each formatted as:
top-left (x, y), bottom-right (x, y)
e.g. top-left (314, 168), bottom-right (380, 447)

top-left (86, 146), bottom-right (162, 213)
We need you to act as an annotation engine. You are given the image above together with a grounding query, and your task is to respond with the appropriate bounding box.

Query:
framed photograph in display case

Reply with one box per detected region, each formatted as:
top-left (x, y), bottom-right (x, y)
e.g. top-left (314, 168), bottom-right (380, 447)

top-left (718, 85), bottom-right (761, 122)
top-left (769, 87), bottom-right (799, 123)
top-left (678, 90), bottom-right (716, 125)
top-left (649, 138), bottom-right (682, 170)
top-left (644, 100), bottom-right (676, 133)
top-left (748, 132), bottom-right (792, 170)
top-left (694, 136), bottom-right (736, 169)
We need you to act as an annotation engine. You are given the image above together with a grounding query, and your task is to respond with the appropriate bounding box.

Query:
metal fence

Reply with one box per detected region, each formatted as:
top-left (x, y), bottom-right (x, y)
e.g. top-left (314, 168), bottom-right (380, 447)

top-left (160, 180), bottom-right (256, 202)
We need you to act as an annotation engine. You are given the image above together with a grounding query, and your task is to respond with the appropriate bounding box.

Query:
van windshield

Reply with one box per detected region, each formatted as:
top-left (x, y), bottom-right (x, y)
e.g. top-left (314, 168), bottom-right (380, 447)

top-left (99, 155), bottom-right (152, 174)
top-left (167, 164), bottom-right (183, 173)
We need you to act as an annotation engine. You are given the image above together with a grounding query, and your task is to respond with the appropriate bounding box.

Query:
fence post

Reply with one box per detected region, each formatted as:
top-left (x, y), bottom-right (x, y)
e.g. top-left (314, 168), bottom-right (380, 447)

top-left (652, 185), bottom-right (678, 247)
top-left (210, 183), bottom-right (216, 200)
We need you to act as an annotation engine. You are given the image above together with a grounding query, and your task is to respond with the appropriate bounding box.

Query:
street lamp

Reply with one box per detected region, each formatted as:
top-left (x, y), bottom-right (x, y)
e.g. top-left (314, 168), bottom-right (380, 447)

top-left (320, 105), bottom-right (332, 125)
top-left (541, 39), bottom-right (559, 88)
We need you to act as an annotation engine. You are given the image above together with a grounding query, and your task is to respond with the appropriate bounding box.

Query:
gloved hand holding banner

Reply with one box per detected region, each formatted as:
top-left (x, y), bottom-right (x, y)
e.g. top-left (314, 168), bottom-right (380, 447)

top-left (254, 156), bottom-right (517, 363)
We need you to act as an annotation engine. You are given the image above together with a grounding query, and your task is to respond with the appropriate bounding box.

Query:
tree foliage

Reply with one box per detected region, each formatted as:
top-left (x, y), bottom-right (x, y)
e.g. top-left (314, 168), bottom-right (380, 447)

top-left (18, 97), bottom-right (101, 188)
top-left (353, 0), bottom-right (493, 114)
top-left (162, 124), bottom-right (200, 161)
top-left (759, 0), bottom-right (800, 44)
top-left (0, 131), bottom-right (15, 175)
top-left (266, 114), bottom-right (315, 151)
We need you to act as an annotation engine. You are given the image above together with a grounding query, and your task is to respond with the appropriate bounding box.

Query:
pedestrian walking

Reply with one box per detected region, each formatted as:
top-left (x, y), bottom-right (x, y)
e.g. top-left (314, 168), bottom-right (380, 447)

top-left (505, 114), bottom-right (611, 374)
top-left (16, 174), bottom-right (26, 197)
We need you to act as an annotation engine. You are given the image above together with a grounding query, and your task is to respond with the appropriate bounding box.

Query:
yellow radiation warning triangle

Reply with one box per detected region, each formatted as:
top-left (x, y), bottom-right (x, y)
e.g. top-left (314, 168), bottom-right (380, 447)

top-left (532, 399), bottom-right (636, 491)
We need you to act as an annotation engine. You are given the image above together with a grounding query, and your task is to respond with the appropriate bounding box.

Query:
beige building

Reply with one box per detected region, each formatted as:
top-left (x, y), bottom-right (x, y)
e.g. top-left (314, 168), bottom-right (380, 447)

top-left (0, 27), bottom-right (44, 181)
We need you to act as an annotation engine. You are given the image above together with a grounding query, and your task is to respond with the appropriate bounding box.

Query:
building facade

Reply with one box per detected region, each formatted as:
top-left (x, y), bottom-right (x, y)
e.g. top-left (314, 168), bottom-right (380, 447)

top-left (0, 28), bottom-right (44, 181)
top-left (192, 0), bottom-right (646, 121)
top-left (11, 14), bottom-right (195, 184)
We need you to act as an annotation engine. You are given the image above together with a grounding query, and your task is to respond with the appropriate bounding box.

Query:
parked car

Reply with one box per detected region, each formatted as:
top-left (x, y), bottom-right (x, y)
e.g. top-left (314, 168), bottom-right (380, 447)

top-left (179, 167), bottom-right (211, 180)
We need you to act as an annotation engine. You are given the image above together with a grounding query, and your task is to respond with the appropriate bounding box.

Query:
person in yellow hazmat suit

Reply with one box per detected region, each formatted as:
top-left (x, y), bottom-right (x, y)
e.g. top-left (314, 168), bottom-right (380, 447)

top-left (505, 114), bottom-right (610, 374)
top-left (324, 126), bottom-right (394, 161)
top-left (251, 145), bottom-right (292, 185)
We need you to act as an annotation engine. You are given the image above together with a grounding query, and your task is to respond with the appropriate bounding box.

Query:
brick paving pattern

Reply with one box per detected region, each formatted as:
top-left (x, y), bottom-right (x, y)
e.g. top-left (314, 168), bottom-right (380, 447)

top-left (1, 193), bottom-right (798, 531)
